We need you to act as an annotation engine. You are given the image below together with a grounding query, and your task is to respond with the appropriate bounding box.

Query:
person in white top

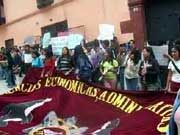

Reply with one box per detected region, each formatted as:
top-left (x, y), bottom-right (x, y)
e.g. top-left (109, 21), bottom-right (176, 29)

top-left (164, 45), bottom-right (180, 94)
top-left (124, 48), bottom-right (141, 90)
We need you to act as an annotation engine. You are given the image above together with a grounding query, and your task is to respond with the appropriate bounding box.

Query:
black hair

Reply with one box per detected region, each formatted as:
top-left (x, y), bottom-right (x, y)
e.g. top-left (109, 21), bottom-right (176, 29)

top-left (130, 48), bottom-right (141, 65)
top-left (103, 40), bottom-right (110, 48)
top-left (32, 50), bottom-right (40, 57)
top-left (143, 47), bottom-right (155, 59)
top-left (171, 44), bottom-right (180, 57)
top-left (106, 48), bottom-right (114, 62)
top-left (45, 49), bottom-right (53, 58)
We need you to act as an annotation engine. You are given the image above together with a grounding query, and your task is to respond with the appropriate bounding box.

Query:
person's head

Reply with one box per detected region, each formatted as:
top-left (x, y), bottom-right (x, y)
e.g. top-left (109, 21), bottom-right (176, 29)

top-left (142, 47), bottom-right (155, 60)
top-left (62, 47), bottom-right (70, 56)
top-left (45, 49), bottom-right (53, 59)
top-left (93, 39), bottom-right (100, 52)
top-left (171, 45), bottom-right (180, 60)
top-left (24, 44), bottom-right (30, 52)
top-left (1, 47), bottom-right (5, 51)
top-left (102, 40), bottom-right (110, 49)
top-left (40, 49), bottom-right (46, 55)
top-left (129, 40), bottom-right (135, 48)
top-left (104, 48), bottom-right (113, 61)
top-left (119, 44), bottom-right (126, 54)
top-left (129, 48), bottom-right (141, 65)
top-left (32, 51), bottom-right (40, 58)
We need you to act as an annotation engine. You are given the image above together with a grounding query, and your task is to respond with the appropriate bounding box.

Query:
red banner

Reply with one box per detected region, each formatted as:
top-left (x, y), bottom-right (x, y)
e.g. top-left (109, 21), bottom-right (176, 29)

top-left (0, 68), bottom-right (176, 135)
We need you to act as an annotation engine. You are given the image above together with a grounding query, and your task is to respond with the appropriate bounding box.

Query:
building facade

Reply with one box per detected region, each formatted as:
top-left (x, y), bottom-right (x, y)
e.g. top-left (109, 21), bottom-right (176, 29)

top-left (0, 0), bottom-right (136, 47)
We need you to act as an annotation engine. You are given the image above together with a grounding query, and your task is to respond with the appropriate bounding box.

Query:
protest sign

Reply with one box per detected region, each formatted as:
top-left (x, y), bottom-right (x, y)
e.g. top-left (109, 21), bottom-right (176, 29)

top-left (50, 36), bottom-right (68, 55)
top-left (151, 45), bottom-right (169, 66)
top-left (98, 24), bottom-right (115, 40)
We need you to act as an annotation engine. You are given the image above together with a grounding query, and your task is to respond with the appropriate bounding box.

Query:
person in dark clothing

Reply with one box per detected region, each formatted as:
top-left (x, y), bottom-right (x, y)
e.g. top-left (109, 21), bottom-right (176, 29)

top-left (12, 49), bottom-right (22, 74)
top-left (139, 47), bottom-right (160, 91)
top-left (74, 40), bottom-right (94, 83)
top-left (73, 40), bottom-right (85, 68)
top-left (5, 49), bottom-right (16, 87)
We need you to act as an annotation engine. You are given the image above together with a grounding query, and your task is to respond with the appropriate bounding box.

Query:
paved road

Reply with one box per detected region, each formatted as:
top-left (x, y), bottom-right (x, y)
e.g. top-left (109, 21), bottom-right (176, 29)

top-left (0, 75), bottom-right (24, 95)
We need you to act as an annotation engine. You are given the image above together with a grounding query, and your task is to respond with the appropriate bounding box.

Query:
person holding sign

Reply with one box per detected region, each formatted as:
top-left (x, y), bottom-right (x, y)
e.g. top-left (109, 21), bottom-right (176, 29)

top-left (164, 44), bottom-right (180, 94)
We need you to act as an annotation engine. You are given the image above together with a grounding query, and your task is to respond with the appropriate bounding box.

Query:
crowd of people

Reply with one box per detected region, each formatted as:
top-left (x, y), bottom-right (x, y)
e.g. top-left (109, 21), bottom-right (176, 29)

top-left (0, 38), bottom-right (179, 93)
top-left (0, 37), bottom-right (180, 134)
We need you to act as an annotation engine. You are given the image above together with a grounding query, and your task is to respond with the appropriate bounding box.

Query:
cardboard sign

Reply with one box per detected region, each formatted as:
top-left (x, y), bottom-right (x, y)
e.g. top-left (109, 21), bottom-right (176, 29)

top-left (98, 24), bottom-right (115, 40)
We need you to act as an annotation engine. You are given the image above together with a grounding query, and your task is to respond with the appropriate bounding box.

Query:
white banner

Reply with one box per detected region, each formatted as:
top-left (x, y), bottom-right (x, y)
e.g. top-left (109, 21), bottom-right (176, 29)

top-left (50, 34), bottom-right (83, 55)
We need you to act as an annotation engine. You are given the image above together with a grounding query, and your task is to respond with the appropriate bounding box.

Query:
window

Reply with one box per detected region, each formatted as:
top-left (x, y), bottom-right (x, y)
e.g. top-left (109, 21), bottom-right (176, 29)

top-left (41, 20), bottom-right (68, 37)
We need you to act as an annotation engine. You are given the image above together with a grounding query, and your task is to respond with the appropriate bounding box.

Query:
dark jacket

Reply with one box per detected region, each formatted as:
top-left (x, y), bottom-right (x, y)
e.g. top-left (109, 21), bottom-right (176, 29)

top-left (139, 58), bottom-right (160, 84)
top-left (6, 51), bottom-right (14, 70)
top-left (77, 53), bottom-right (93, 82)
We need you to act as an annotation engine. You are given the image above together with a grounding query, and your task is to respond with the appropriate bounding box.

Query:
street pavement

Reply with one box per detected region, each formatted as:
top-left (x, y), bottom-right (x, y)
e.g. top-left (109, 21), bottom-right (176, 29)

top-left (0, 75), bottom-right (24, 95)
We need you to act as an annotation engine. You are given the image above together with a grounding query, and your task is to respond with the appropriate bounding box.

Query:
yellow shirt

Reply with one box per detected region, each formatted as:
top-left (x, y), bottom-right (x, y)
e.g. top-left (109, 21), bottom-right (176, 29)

top-left (100, 59), bottom-right (118, 80)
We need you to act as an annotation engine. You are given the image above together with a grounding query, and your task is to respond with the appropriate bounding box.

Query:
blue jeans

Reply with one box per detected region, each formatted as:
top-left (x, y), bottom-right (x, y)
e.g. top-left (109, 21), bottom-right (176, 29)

top-left (117, 67), bottom-right (125, 89)
top-left (125, 77), bottom-right (139, 90)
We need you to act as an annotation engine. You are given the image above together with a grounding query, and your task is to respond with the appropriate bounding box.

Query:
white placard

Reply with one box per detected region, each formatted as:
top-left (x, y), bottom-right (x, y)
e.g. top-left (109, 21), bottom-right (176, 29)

top-left (24, 54), bottom-right (33, 63)
top-left (68, 34), bottom-right (84, 49)
top-left (50, 34), bottom-right (83, 55)
top-left (42, 32), bottom-right (51, 48)
top-left (98, 24), bottom-right (115, 40)
top-left (50, 36), bottom-right (68, 56)
top-left (151, 45), bottom-right (169, 66)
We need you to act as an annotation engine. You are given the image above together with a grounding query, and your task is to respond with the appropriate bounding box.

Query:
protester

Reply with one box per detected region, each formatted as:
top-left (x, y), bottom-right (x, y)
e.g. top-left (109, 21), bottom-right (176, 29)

top-left (23, 45), bottom-right (32, 73)
top-left (41, 49), bottom-right (55, 78)
top-left (167, 89), bottom-right (180, 135)
top-left (124, 48), bottom-right (141, 90)
top-left (164, 45), bottom-right (180, 93)
top-left (91, 40), bottom-right (104, 84)
top-left (139, 47), bottom-right (160, 91)
top-left (12, 49), bottom-right (22, 74)
top-left (75, 40), bottom-right (94, 83)
top-left (18, 46), bottom-right (25, 77)
top-left (5, 49), bottom-right (16, 88)
top-left (117, 44), bottom-right (127, 89)
top-left (39, 48), bottom-right (46, 63)
top-left (56, 47), bottom-right (73, 75)
top-left (31, 50), bottom-right (44, 68)
top-left (100, 48), bottom-right (119, 89)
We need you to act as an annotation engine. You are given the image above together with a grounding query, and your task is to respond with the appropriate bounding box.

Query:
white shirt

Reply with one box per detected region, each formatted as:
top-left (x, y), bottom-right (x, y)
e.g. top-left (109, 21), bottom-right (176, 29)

top-left (168, 60), bottom-right (180, 83)
top-left (124, 59), bottom-right (140, 79)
